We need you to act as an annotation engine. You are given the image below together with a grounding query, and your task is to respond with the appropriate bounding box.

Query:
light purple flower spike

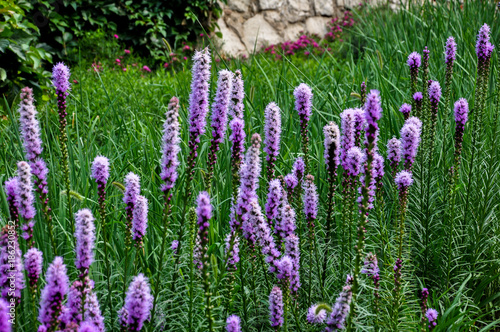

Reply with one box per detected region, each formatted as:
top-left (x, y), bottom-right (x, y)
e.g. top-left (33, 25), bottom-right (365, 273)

top-left (226, 314), bottom-right (242, 332)
top-left (132, 195), bottom-right (148, 245)
top-left (395, 170), bottom-right (413, 190)
top-left (74, 209), bottom-right (96, 270)
top-left (345, 146), bottom-right (365, 177)
top-left (0, 229), bottom-right (25, 304)
top-left (188, 48), bottom-right (211, 143)
top-left (399, 103), bottom-right (411, 119)
top-left (293, 157), bottom-right (306, 183)
top-left (24, 247), bottom-right (43, 288)
top-left (264, 102), bottom-right (282, 179)
top-left (251, 200), bottom-right (280, 273)
top-left (160, 97), bottom-right (181, 192)
top-left (229, 70), bottom-right (245, 120)
top-left (266, 179), bottom-right (283, 223)
top-left (18, 87), bottom-right (43, 161)
top-left (224, 231), bottom-right (240, 268)
top-left (407, 52), bottom-right (421, 69)
top-left (454, 98), bottom-right (469, 128)
top-left (400, 121), bottom-right (421, 170)
top-left (84, 289), bottom-right (105, 332)
top-left (325, 277), bottom-right (353, 331)
top-left (5, 177), bottom-right (19, 224)
top-left (445, 36), bottom-right (457, 64)
top-left (303, 174), bottom-right (319, 220)
top-left (269, 286), bottom-right (284, 327)
top-left (38, 257), bottom-right (69, 329)
top-left (387, 137), bottom-right (401, 172)
top-left (285, 234), bottom-right (301, 293)
top-left (230, 118), bottom-right (246, 162)
top-left (426, 308), bottom-right (438, 330)
top-left (307, 304), bottom-right (327, 324)
top-left (124, 172), bottom-right (140, 222)
top-left (0, 299), bottom-right (11, 332)
top-left (91, 156), bottom-right (110, 184)
top-left (16, 161), bottom-right (36, 220)
top-left (294, 83), bottom-right (313, 123)
top-left (197, 191), bottom-right (212, 259)
top-left (123, 273), bottom-right (153, 331)
top-left (340, 108), bottom-right (357, 169)
top-left (323, 121), bottom-right (340, 170)
top-left (476, 24), bottom-right (494, 61)
top-left (275, 204), bottom-right (296, 242)
top-left (211, 70), bottom-right (233, 145)
top-left (52, 62), bottom-right (71, 93)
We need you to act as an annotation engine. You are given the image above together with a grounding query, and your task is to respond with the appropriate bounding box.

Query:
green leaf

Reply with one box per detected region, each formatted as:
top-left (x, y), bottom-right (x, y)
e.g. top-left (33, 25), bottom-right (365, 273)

top-left (0, 39), bottom-right (10, 53)
top-left (0, 68), bottom-right (6, 82)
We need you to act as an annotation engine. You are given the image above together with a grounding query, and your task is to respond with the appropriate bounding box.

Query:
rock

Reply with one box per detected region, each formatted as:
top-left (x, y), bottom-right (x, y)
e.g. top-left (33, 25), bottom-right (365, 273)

top-left (264, 10), bottom-right (286, 32)
top-left (287, 0), bottom-right (311, 22)
top-left (305, 16), bottom-right (330, 37)
top-left (260, 0), bottom-right (283, 10)
top-left (314, 0), bottom-right (334, 16)
top-left (227, 0), bottom-right (251, 12)
top-left (215, 18), bottom-right (248, 57)
top-left (224, 10), bottom-right (246, 39)
top-left (243, 14), bottom-right (283, 52)
top-left (284, 23), bottom-right (305, 40)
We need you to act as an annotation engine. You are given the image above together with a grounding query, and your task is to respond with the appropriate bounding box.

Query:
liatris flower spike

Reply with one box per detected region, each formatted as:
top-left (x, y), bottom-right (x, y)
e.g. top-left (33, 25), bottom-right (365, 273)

top-left (294, 83), bottom-right (313, 171)
top-left (171, 240), bottom-right (179, 254)
top-left (476, 24), bottom-right (494, 62)
top-left (275, 204), bottom-right (296, 243)
top-left (345, 146), bottom-right (365, 177)
top-left (226, 314), bottom-right (242, 332)
top-left (266, 179), bottom-right (283, 224)
top-left (0, 227), bottom-right (25, 304)
top-left (387, 137), bottom-right (401, 176)
top-left (420, 287), bottom-right (429, 327)
top-left (285, 234), bottom-right (301, 293)
top-left (264, 102), bottom-right (282, 180)
top-left (123, 172), bottom-right (140, 238)
top-left (324, 121), bottom-right (341, 170)
top-left (224, 231), bottom-right (240, 268)
top-left (18, 87), bottom-right (43, 161)
top-left (283, 173), bottom-right (298, 200)
top-left (400, 120), bottom-right (421, 171)
top-left (452, 99), bottom-right (469, 168)
top-left (5, 177), bottom-right (19, 226)
top-left (407, 52), bottom-right (421, 99)
top-left (160, 97), bottom-right (181, 193)
top-left (428, 81), bottom-right (442, 148)
top-left (123, 273), bottom-right (153, 331)
top-left (84, 289), bottom-right (105, 332)
top-left (326, 276), bottom-right (353, 331)
top-left (250, 200), bottom-right (280, 272)
top-left (132, 195), bottom-right (149, 248)
top-left (0, 298), bottom-right (11, 332)
top-left (292, 157), bottom-right (305, 183)
top-left (229, 70), bottom-right (244, 120)
top-left (353, 108), bottom-right (366, 146)
top-left (38, 257), bottom-right (69, 330)
top-left (395, 170), bottom-right (413, 192)
top-left (206, 70), bottom-right (233, 189)
top-left (426, 308), bottom-right (438, 330)
top-left (16, 161), bottom-right (36, 221)
top-left (399, 103), bottom-right (411, 120)
top-left (74, 209), bottom-right (95, 271)
top-left (413, 91), bottom-right (423, 116)
top-left (303, 174), bottom-right (319, 221)
top-left (269, 286), bottom-right (284, 328)
top-left (79, 321), bottom-right (98, 332)
top-left (307, 304), bottom-right (327, 324)
top-left (340, 108), bottom-right (356, 169)
top-left (360, 81), bottom-right (367, 105)
top-left (24, 247), bottom-right (43, 289)
top-left (91, 156), bottom-right (110, 185)
top-left (445, 36), bottom-right (457, 64)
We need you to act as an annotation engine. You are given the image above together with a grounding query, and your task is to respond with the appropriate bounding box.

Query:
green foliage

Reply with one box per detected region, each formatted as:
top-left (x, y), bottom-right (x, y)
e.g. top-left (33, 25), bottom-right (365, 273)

top-left (0, 0), bottom-right (52, 102)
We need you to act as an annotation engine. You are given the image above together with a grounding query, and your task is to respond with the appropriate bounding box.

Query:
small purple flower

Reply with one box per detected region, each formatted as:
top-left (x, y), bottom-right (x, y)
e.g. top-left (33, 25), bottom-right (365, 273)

top-left (16, 161), bottom-right (36, 220)
top-left (38, 257), bottom-right (69, 329)
top-left (266, 179), bottom-right (283, 223)
top-left (400, 121), bottom-right (421, 170)
top-left (171, 240), bottom-right (179, 254)
top-left (123, 172), bottom-right (140, 222)
top-left (269, 286), bottom-right (284, 327)
top-left (387, 137), bottom-right (401, 173)
top-left (364, 90), bottom-right (382, 138)
top-left (353, 108), bottom-right (366, 145)
top-left (160, 97), bottom-right (181, 191)
top-left (277, 255), bottom-right (293, 281)
top-left (229, 70), bottom-right (245, 120)
top-left (426, 308), bottom-right (438, 330)
top-left (18, 87), bottom-right (43, 161)
top-left (131, 195), bottom-right (149, 246)
top-left (229, 117), bottom-right (246, 163)
top-left (292, 157), bottom-right (305, 183)
top-left (52, 62), bottom-right (71, 94)
top-left (307, 304), bottom-right (327, 324)
top-left (91, 156), bottom-right (110, 184)
top-left (74, 209), bottom-right (96, 270)
top-left (24, 247), bottom-right (43, 288)
top-left (373, 153), bottom-right (385, 186)
top-left (294, 83), bottom-right (313, 123)
top-left (324, 121), bottom-right (341, 170)
top-left (31, 158), bottom-right (49, 194)
top-left (454, 98), bottom-right (469, 128)
top-left (226, 314), bottom-right (242, 332)
top-left (264, 102), bottom-right (282, 179)
top-left (84, 289), bottom-right (105, 331)
top-left (428, 81), bottom-right (442, 107)
top-left (62, 280), bottom-right (84, 325)
top-left (79, 322), bottom-right (98, 332)
top-left (284, 173), bottom-right (298, 193)
top-left (407, 52), bottom-right (422, 69)
top-left (361, 252), bottom-right (379, 277)
top-left (445, 36), bottom-right (457, 64)
top-left (399, 103), bottom-right (411, 119)
top-left (395, 170), bottom-right (413, 190)
top-left (345, 146), bottom-right (365, 177)
top-left (0, 299), bottom-right (11, 332)
top-left (476, 24), bottom-right (494, 61)
top-left (413, 92), bottom-right (423, 104)
top-left (123, 273), bottom-right (153, 331)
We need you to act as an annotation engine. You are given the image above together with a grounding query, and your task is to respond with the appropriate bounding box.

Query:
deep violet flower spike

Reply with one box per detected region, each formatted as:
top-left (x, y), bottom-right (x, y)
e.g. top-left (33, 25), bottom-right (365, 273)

top-left (5, 177), bottom-right (19, 223)
top-left (52, 62), bottom-right (71, 94)
top-left (226, 314), bottom-right (242, 332)
top-left (400, 122), bottom-right (421, 170)
top-left (263, 102), bottom-right (282, 178)
top-left (407, 52), bottom-right (422, 69)
top-left (188, 48), bottom-right (211, 143)
top-left (302, 175), bottom-right (318, 220)
top-left (269, 286), bottom-right (284, 327)
top-left (210, 70), bottom-right (233, 146)
top-left (197, 191), bottom-right (212, 251)
top-left (429, 81), bottom-right (442, 106)
top-left (364, 90), bottom-right (382, 128)
top-left (91, 156), bottom-right (110, 184)
top-left (229, 118), bottom-right (246, 157)
top-left (38, 257), bottom-right (69, 329)
top-left (323, 121), bottom-right (340, 169)
top-left (74, 208), bottom-right (96, 270)
top-left (63, 280), bottom-right (84, 325)
top-left (123, 273), bottom-right (153, 331)
top-left (0, 298), bottom-right (11, 332)
top-left (445, 36), bottom-right (457, 64)
top-left (132, 195), bottom-right (149, 245)
top-left (387, 137), bottom-right (401, 172)
top-left (160, 97), bottom-right (181, 191)
top-left (476, 24), bottom-right (494, 61)
top-left (413, 92), bottom-right (423, 104)
top-left (454, 98), bottom-right (469, 128)
top-left (284, 173), bottom-right (298, 191)
top-left (0, 227), bottom-right (25, 303)
top-left (307, 304), bottom-right (327, 324)
top-left (24, 247), bottom-right (43, 287)
top-left (18, 87), bottom-right (43, 161)
top-left (266, 179), bottom-right (283, 222)
top-left (399, 103), bottom-right (411, 119)
top-left (229, 70), bottom-right (244, 120)
top-left (16, 161), bottom-right (36, 220)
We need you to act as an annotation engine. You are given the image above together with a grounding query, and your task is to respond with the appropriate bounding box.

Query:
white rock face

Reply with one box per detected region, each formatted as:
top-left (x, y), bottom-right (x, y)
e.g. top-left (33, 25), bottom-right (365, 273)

top-left (284, 23), bottom-right (305, 40)
top-left (215, 18), bottom-right (248, 57)
top-left (314, 0), bottom-right (334, 16)
top-left (243, 14), bottom-right (282, 52)
top-left (228, 0), bottom-right (251, 12)
top-left (259, 0), bottom-right (283, 10)
top-left (305, 16), bottom-right (330, 36)
top-left (287, 0), bottom-right (311, 22)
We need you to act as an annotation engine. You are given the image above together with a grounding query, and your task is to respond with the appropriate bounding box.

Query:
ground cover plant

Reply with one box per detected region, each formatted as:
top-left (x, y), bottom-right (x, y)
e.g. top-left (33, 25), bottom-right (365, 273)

top-left (0, 0), bottom-right (500, 331)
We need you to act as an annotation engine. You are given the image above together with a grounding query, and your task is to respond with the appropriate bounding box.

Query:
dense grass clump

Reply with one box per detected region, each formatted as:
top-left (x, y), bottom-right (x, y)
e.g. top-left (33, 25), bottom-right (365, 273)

top-left (1, 0), bottom-right (500, 331)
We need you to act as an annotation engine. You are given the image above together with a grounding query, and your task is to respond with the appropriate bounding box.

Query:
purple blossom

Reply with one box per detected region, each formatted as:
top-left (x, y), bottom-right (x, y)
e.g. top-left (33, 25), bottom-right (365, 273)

top-left (340, 108), bottom-right (357, 169)
top-left (307, 304), bottom-right (327, 324)
top-left (323, 121), bottom-right (340, 170)
top-left (266, 179), bottom-right (283, 222)
top-left (429, 81), bottom-right (442, 106)
top-left (18, 87), bottom-right (43, 161)
top-left (406, 116), bottom-right (423, 133)
top-left (269, 286), bottom-right (284, 327)
top-left (210, 70), bottom-right (233, 145)
top-left (197, 191), bottom-right (212, 256)
top-left (132, 195), bottom-right (148, 246)
top-left (400, 121), bottom-right (421, 170)
top-left (74, 208), bottom-right (96, 270)
top-left (38, 257), bottom-right (69, 329)
top-left (345, 146), bottom-right (365, 177)
top-left (123, 172), bottom-right (140, 222)
top-left (91, 156), bottom-right (110, 184)
top-left (160, 97), bottom-right (181, 191)
top-left (407, 52), bottom-right (422, 69)
top-left (4, 177), bottom-right (19, 224)
top-left (294, 83), bottom-right (313, 123)
top-left (373, 153), bottom-right (385, 185)
top-left (361, 252), bottom-right (379, 277)
top-left (31, 158), bottom-right (49, 194)
top-left (24, 247), bottom-right (43, 288)
top-left (454, 98), bottom-right (469, 128)
top-left (79, 322), bottom-right (98, 332)
top-left (0, 228), bottom-right (24, 304)
top-left (193, 234), bottom-right (202, 270)
top-left (364, 90), bottom-right (382, 145)
top-left (188, 48), bottom-right (211, 144)
top-left (285, 234), bottom-right (301, 293)
top-left (250, 200), bottom-right (280, 272)
top-left (395, 170), bottom-right (413, 190)
top-left (275, 204), bottom-right (296, 241)
top-left (0, 299), bottom-right (11, 332)
top-left (445, 36), bottom-right (457, 64)
top-left (229, 117), bottom-right (246, 162)
top-left (61, 280), bottom-right (84, 326)
top-left (303, 175), bottom-right (318, 221)
top-left (84, 289), bottom-right (105, 332)
top-left (426, 308), bottom-right (438, 330)
top-left (399, 103), bottom-right (411, 119)
top-left (123, 273), bottom-right (153, 331)
top-left (292, 157), bottom-right (305, 183)
top-left (387, 137), bottom-right (401, 172)
top-left (171, 240), bottom-right (179, 253)
top-left (413, 92), bottom-right (423, 105)
top-left (353, 108), bottom-right (366, 145)
top-left (52, 62), bottom-right (71, 94)
top-left (284, 173), bottom-right (298, 192)
top-left (226, 314), bottom-right (242, 332)
top-left (224, 231), bottom-right (240, 268)
top-left (16, 161), bottom-right (36, 220)
top-left (476, 24), bottom-right (494, 61)
top-left (325, 277), bottom-right (353, 331)
top-left (277, 255), bottom-right (293, 281)
top-left (229, 70), bottom-right (245, 120)
top-left (264, 102), bottom-right (282, 179)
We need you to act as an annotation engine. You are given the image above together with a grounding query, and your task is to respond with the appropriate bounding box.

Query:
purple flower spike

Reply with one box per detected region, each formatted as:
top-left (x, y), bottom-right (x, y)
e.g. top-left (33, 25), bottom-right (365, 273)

top-left (132, 195), bottom-right (148, 246)
top-left (323, 121), bottom-right (341, 170)
top-left (361, 252), bottom-right (379, 277)
top-left (275, 204), bottom-right (296, 241)
top-left (18, 87), bottom-right (43, 161)
top-left (52, 62), bottom-right (71, 94)
top-left (0, 298), bottom-right (11, 332)
top-left (340, 108), bottom-right (357, 169)
top-left (277, 255), bottom-right (293, 280)
top-left (226, 314), bottom-right (242, 332)
top-left (171, 240), bottom-right (179, 254)
top-left (373, 153), bottom-right (385, 187)
top-left (445, 36), bottom-right (457, 64)
top-left (364, 90), bottom-right (382, 138)
top-left (5, 177), bottom-right (19, 225)
top-left (413, 92), bottom-right (423, 104)
top-left (345, 146), bottom-right (365, 177)
top-left (307, 304), bottom-right (327, 324)
top-left (188, 48), bottom-right (211, 144)
top-left (293, 157), bottom-right (306, 183)
top-left (269, 286), bottom-right (284, 327)
top-left (266, 179), bottom-right (283, 223)
top-left (264, 102), bottom-right (282, 179)
top-left (230, 118), bottom-right (246, 162)
top-left (16, 161), bottom-right (36, 220)
top-left (294, 83), bottom-right (313, 123)
top-left (123, 273), bottom-right (153, 331)
top-left (476, 24), bottom-right (494, 61)
top-left (407, 52), bottom-right (422, 69)
top-left (123, 172), bottom-right (140, 222)
top-left (160, 97), bottom-right (181, 192)
top-left (454, 98), bottom-right (469, 129)
top-left (303, 175), bottom-right (318, 221)
top-left (91, 156), bottom-right (110, 184)
top-left (224, 231), bottom-right (240, 268)
top-left (0, 227), bottom-right (25, 304)
top-left (211, 70), bottom-right (233, 145)
top-left (285, 234), bottom-right (301, 293)
top-left (353, 108), bottom-right (366, 145)
top-left (74, 209), bottom-right (95, 271)
top-left (325, 277), bottom-right (353, 331)
top-left (429, 81), bottom-right (442, 106)
top-left (387, 137), bottom-right (401, 173)
top-left (229, 70), bottom-right (245, 120)
top-left (62, 280), bottom-right (84, 325)
top-left (197, 191), bottom-right (212, 254)
top-left (426, 308), bottom-right (438, 330)
top-left (395, 170), bottom-right (413, 190)
top-left (84, 288), bottom-right (105, 331)
top-left (399, 103), bottom-right (411, 120)
top-left (24, 247), bottom-right (43, 288)
top-left (284, 173), bottom-right (298, 193)
top-left (79, 322), bottom-right (98, 332)
top-left (400, 121), bottom-right (421, 171)
top-left (38, 257), bottom-right (69, 329)
top-left (250, 200), bottom-right (280, 272)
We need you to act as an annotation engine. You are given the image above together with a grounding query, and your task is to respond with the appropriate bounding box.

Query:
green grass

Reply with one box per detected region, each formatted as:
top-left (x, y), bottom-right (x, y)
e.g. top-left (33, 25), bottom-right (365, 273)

top-left (1, 0), bottom-right (500, 330)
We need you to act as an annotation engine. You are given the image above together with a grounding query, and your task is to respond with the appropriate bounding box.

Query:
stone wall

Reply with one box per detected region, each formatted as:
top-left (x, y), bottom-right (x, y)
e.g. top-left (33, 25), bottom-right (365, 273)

top-left (215, 0), bottom-right (403, 57)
